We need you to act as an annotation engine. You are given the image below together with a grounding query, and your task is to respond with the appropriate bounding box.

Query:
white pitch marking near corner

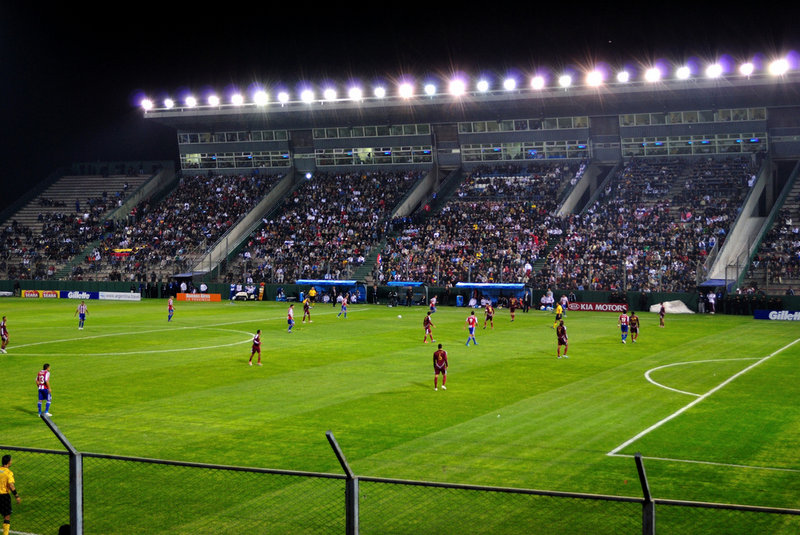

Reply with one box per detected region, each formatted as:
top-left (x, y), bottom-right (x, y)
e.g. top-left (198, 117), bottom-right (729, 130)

top-left (610, 453), bottom-right (800, 473)
top-left (608, 338), bottom-right (800, 457)
top-left (644, 357), bottom-right (761, 397)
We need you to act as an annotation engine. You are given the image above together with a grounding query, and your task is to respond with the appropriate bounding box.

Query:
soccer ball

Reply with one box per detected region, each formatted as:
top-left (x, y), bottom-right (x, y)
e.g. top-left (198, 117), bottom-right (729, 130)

top-left (540, 305), bottom-right (546, 310)
top-left (398, 315), bottom-right (402, 319)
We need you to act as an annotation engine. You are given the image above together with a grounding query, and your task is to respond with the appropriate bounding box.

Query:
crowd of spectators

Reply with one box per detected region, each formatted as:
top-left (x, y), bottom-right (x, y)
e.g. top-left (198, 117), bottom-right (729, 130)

top-left (229, 170), bottom-right (422, 284)
top-left (376, 162), bottom-right (583, 285)
top-left (747, 206), bottom-right (800, 285)
top-left (543, 157), bottom-right (755, 292)
top-left (93, 174), bottom-right (281, 281)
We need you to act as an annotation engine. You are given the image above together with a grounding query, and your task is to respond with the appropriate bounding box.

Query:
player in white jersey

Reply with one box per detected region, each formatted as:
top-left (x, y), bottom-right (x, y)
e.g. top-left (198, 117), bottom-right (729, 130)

top-left (74, 301), bottom-right (88, 330)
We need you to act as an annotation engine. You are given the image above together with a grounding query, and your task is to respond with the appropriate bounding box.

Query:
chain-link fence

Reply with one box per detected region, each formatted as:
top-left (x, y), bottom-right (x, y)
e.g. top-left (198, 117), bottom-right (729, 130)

top-left (2, 444), bottom-right (799, 534)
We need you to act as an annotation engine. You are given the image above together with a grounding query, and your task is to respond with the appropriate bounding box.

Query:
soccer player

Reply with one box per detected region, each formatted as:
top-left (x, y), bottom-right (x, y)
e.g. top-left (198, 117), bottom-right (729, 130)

top-left (429, 295), bottom-right (437, 314)
top-left (509, 298), bottom-right (517, 322)
top-left (74, 301), bottom-right (88, 330)
top-left (559, 294), bottom-right (569, 317)
top-left (302, 297), bottom-right (313, 323)
top-left (552, 302), bottom-right (563, 329)
top-left (249, 329), bottom-right (262, 366)
top-left (1, 454), bottom-right (21, 535)
top-left (433, 343), bottom-right (448, 391)
top-left (618, 310), bottom-right (629, 343)
top-left (483, 303), bottom-right (494, 329)
top-left (629, 311), bottom-right (640, 343)
top-left (337, 293), bottom-right (348, 319)
top-left (287, 304), bottom-right (295, 333)
top-left (659, 303), bottom-right (666, 328)
top-left (556, 320), bottom-right (569, 358)
top-left (465, 310), bottom-right (478, 346)
top-left (0, 316), bottom-right (8, 353)
top-left (167, 297), bottom-right (174, 322)
top-left (37, 363), bottom-right (52, 416)
top-left (423, 311), bottom-right (435, 343)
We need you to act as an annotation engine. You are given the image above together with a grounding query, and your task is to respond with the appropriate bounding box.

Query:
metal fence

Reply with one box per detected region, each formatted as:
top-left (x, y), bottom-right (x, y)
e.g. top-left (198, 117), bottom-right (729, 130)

top-left (3, 428), bottom-right (800, 534)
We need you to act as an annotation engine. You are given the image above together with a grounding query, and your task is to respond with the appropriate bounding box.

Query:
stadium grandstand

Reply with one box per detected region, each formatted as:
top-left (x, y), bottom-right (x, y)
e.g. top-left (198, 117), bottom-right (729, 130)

top-left (3, 58), bottom-right (800, 305)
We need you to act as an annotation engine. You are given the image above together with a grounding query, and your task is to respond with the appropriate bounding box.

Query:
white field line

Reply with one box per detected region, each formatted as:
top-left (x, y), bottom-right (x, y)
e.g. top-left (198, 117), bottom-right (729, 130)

top-left (644, 357), bottom-right (761, 397)
top-left (608, 337), bottom-right (800, 457)
top-left (11, 308), bottom-right (356, 350)
top-left (610, 453), bottom-right (800, 473)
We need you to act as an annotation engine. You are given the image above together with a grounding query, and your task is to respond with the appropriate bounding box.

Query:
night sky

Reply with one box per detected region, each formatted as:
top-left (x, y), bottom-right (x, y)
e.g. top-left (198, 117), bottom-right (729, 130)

top-left (1, 4), bottom-right (798, 211)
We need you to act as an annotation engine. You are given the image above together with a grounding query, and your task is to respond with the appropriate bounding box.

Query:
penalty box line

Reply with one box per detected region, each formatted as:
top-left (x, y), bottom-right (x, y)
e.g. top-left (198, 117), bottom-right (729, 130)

top-left (607, 337), bottom-right (800, 458)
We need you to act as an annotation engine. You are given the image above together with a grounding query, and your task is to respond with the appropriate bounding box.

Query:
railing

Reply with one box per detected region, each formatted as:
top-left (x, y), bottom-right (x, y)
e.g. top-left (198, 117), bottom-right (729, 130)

top-left (3, 419), bottom-right (800, 534)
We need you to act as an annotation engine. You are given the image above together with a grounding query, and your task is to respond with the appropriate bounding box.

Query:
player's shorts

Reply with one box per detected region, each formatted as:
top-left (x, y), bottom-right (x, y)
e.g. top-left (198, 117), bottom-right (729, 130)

top-left (1, 334), bottom-right (7, 342)
top-left (555, 313), bottom-right (562, 321)
top-left (424, 327), bottom-right (432, 335)
top-left (434, 365), bottom-right (446, 373)
top-left (287, 319), bottom-right (294, 325)
top-left (620, 326), bottom-right (629, 333)
top-left (631, 327), bottom-right (639, 334)
top-left (0, 493), bottom-right (12, 516)
top-left (38, 388), bottom-right (51, 402)
top-left (485, 315), bottom-right (493, 321)
top-left (79, 313), bottom-right (86, 321)
top-left (558, 337), bottom-right (568, 346)
top-left (468, 327), bottom-right (475, 335)
top-left (252, 344), bottom-right (261, 353)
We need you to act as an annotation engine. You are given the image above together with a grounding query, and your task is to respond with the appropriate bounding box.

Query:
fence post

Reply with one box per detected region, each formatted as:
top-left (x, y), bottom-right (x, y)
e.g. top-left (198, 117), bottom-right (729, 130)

top-left (326, 431), bottom-right (358, 535)
top-left (635, 453), bottom-right (655, 535)
top-left (40, 414), bottom-right (83, 535)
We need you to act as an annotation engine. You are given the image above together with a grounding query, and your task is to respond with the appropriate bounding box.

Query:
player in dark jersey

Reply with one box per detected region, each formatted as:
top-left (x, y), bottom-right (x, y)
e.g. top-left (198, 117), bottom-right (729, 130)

top-left (509, 298), bottom-right (517, 322)
top-left (659, 303), bottom-right (665, 328)
top-left (302, 297), bottom-right (313, 323)
top-left (556, 320), bottom-right (569, 359)
top-left (1, 316), bottom-right (8, 353)
top-left (629, 312), bottom-right (640, 343)
top-left (433, 343), bottom-right (448, 391)
top-left (618, 312), bottom-right (629, 344)
top-left (423, 312), bottom-right (435, 344)
top-left (249, 329), bottom-right (262, 366)
top-left (483, 303), bottom-right (494, 329)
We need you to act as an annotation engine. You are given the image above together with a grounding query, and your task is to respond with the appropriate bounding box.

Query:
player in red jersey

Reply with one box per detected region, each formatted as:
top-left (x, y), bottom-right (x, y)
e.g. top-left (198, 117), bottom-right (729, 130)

top-left (483, 303), bottom-right (494, 329)
top-left (287, 304), bottom-right (295, 333)
top-left (36, 364), bottom-right (52, 416)
top-left (74, 301), bottom-right (88, 330)
top-left (464, 310), bottom-right (478, 346)
top-left (167, 297), bottom-right (174, 322)
top-left (556, 320), bottom-right (569, 358)
top-left (509, 298), bottom-right (517, 322)
top-left (659, 303), bottom-right (666, 328)
top-left (302, 297), bottom-right (312, 323)
top-left (1, 316), bottom-right (8, 353)
top-left (249, 329), bottom-right (262, 366)
top-left (433, 343), bottom-right (448, 390)
top-left (618, 311), bottom-right (629, 343)
top-left (422, 311), bottom-right (435, 343)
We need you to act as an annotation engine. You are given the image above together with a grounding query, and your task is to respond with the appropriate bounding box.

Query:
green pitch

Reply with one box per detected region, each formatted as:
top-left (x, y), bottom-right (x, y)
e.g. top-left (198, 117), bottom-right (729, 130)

top-left (1, 298), bottom-right (799, 533)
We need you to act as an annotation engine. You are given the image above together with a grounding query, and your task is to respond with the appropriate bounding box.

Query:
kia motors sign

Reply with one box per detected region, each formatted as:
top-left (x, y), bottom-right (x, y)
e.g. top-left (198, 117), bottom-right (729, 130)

top-left (567, 302), bottom-right (628, 313)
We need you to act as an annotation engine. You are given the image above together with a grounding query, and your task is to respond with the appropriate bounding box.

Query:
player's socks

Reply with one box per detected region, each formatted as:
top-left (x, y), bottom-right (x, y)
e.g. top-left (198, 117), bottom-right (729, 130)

top-left (38, 402), bottom-right (42, 414)
top-left (4, 519), bottom-right (11, 535)
top-left (46, 401), bottom-right (51, 413)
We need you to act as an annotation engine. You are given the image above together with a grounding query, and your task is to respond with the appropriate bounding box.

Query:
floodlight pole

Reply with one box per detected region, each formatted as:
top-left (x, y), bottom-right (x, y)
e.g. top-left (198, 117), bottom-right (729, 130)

top-left (326, 431), bottom-right (359, 535)
top-left (41, 414), bottom-right (83, 535)
top-left (635, 453), bottom-right (655, 535)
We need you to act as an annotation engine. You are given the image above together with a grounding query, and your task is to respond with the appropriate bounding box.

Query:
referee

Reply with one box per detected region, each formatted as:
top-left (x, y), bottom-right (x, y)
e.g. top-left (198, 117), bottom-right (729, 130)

top-left (1, 454), bottom-right (21, 535)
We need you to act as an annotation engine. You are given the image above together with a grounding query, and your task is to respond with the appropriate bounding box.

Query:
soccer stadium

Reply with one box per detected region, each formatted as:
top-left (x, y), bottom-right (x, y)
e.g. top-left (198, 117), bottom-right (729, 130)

top-left (2, 12), bottom-right (800, 535)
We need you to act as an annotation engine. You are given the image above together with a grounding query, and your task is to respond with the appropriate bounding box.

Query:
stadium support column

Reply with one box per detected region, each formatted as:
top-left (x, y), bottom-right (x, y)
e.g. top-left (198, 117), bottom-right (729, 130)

top-left (327, 431), bottom-right (359, 535)
top-left (635, 453), bottom-right (654, 535)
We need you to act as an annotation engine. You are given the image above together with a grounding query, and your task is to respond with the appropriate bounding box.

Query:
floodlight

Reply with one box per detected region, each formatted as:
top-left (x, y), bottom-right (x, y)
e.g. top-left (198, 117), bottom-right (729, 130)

top-left (140, 99), bottom-right (153, 111)
top-left (398, 82), bottom-right (414, 99)
top-left (559, 74), bottom-right (572, 88)
top-left (616, 71), bottom-right (630, 83)
top-left (374, 86), bottom-right (386, 98)
top-left (585, 71), bottom-right (602, 86)
top-left (164, 98), bottom-right (174, 109)
top-left (277, 91), bottom-right (290, 104)
top-left (424, 83), bottom-right (436, 96)
top-left (323, 88), bottom-right (337, 101)
top-left (476, 79), bottom-right (490, 92)
top-left (300, 89), bottom-right (315, 103)
top-left (348, 87), bottom-right (363, 101)
top-left (705, 63), bottom-right (723, 78)
top-left (208, 95), bottom-right (220, 106)
top-left (676, 66), bottom-right (691, 80)
top-left (185, 96), bottom-right (197, 108)
top-left (503, 78), bottom-right (517, 90)
top-left (253, 90), bottom-right (269, 106)
top-left (231, 94), bottom-right (244, 106)
top-left (644, 67), bottom-right (662, 82)
top-left (769, 58), bottom-right (789, 75)
top-left (449, 79), bottom-right (466, 96)
top-left (530, 75), bottom-right (545, 90)
top-left (739, 62), bottom-right (754, 76)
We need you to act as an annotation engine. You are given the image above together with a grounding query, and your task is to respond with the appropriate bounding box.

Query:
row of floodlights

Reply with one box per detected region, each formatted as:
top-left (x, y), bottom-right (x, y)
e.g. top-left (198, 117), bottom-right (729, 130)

top-left (140, 57), bottom-right (795, 111)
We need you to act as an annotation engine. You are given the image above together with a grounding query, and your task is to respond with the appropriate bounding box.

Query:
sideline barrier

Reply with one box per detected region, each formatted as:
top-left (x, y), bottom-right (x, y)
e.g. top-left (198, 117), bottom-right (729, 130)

top-left (177, 293), bottom-right (221, 302)
top-left (754, 309), bottom-right (800, 321)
